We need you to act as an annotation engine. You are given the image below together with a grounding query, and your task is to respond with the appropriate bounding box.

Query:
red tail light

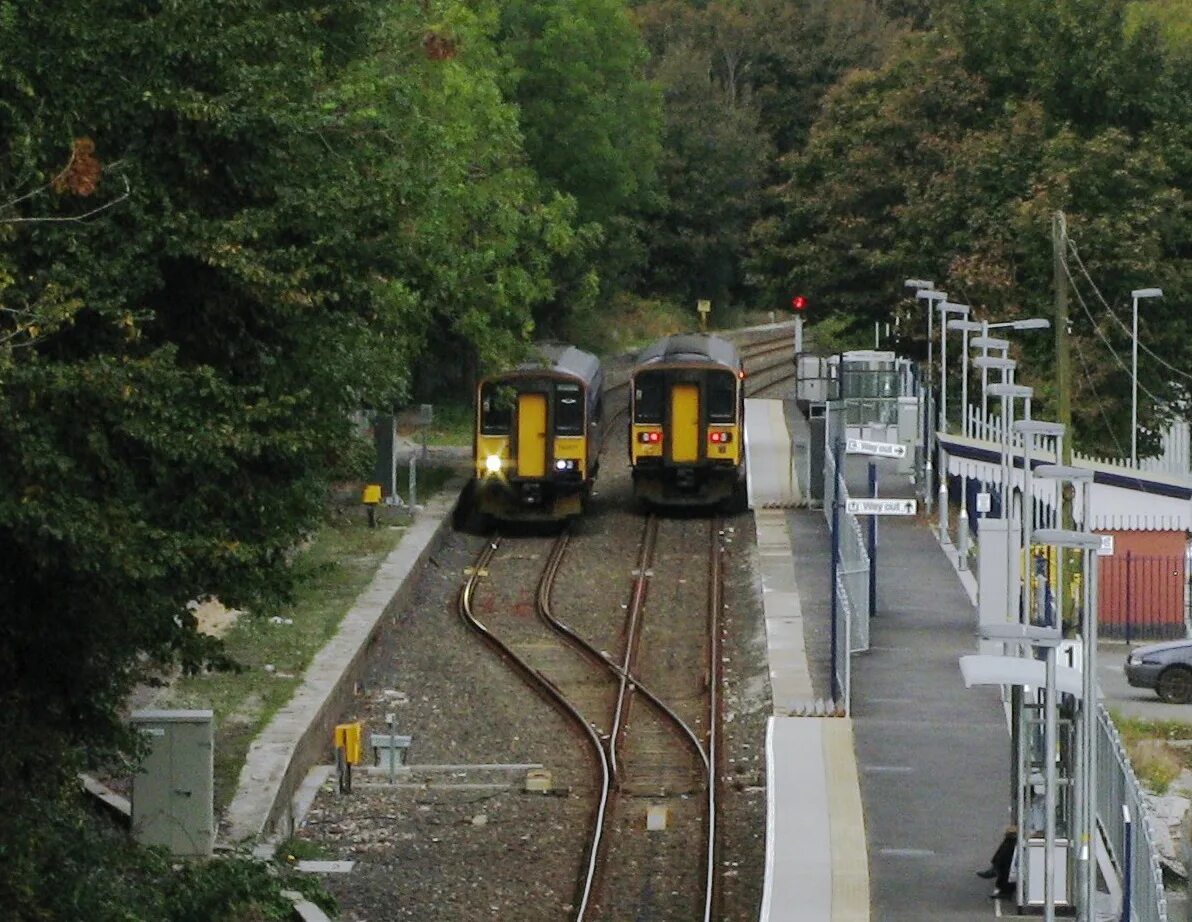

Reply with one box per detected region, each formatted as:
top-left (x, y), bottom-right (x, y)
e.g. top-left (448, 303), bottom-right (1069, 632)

top-left (709, 431), bottom-right (733, 444)
top-left (638, 431), bottom-right (662, 444)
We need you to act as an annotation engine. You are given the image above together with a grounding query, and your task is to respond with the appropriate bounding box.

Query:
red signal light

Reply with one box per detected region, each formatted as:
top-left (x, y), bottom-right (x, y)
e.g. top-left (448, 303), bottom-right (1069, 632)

top-left (791, 295), bottom-right (808, 311)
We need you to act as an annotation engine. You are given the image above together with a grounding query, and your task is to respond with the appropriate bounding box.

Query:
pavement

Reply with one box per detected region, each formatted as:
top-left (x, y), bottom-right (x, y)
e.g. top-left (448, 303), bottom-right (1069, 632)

top-left (751, 396), bottom-right (1033, 921)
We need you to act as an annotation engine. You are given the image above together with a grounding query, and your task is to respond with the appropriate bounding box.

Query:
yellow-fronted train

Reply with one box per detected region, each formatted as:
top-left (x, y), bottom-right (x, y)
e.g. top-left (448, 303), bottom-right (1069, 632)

top-left (464, 344), bottom-right (604, 526)
top-left (629, 333), bottom-right (747, 511)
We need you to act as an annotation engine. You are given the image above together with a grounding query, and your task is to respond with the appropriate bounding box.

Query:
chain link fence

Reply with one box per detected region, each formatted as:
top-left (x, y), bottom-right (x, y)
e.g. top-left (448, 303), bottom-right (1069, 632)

top-left (1096, 705), bottom-right (1169, 922)
top-left (823, 400), bottom-right (873, 712)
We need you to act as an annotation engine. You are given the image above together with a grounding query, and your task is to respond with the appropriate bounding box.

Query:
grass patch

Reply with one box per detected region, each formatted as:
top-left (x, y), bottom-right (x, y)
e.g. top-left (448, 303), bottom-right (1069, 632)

top-left (276, 835), bottom-right (331, 863)
top-left (394, 459), bottom-right (461, 505)
top-left (399, 400), bottom-right (473, 448)
top-left (157, 514), bottom-right (409, 811)
top-left (567, 292), bottom-right (691, 355)
top-left (1112, 712), bottom-right (1192, 794)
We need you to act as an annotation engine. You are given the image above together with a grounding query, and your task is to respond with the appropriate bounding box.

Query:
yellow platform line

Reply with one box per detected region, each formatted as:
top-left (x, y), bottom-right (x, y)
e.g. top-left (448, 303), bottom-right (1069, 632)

top-left (823, 718), bottom-right (870, 921)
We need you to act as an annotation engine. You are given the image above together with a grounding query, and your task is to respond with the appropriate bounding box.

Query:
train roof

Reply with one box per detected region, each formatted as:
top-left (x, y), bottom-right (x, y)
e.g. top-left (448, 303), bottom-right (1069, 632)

top-left (492, 342), bottom-right (602, 386)
top-left (634, 333), bottom-right (741, 370)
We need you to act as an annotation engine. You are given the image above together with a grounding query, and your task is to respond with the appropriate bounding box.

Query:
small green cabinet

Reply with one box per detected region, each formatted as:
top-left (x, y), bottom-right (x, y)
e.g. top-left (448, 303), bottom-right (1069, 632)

top-left (130, 710), bottom-right (214, 856)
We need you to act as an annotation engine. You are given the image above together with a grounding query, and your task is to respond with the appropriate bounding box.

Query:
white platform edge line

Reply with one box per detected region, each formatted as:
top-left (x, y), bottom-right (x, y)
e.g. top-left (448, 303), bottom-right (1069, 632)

top-left (759, 715), bottom-right (777, 920)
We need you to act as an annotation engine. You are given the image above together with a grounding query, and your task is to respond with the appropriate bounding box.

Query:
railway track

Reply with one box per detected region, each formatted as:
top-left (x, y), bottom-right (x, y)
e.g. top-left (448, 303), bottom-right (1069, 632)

top-left (456, 515), bottom-right (726, 921)
top-left (603, 329), bottom-right (795, 432)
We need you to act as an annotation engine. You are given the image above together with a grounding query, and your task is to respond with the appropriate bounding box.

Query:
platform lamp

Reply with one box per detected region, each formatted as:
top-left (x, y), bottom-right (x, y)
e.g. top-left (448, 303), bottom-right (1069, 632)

top-left (1035, 498), bottom-right (1099, 922)
top-left (914, 288), bottom-right (948, 513)
top-left (947, 316), bottom-right (985, 568)
top-left (972, 354), bottom-right (1015, 442)
top-left (936, 301), bottom-right (970, 540)
top-left (947, 318), bottom-right (983, 436)
top-left (1012, 419), bottom-right (1067, 644)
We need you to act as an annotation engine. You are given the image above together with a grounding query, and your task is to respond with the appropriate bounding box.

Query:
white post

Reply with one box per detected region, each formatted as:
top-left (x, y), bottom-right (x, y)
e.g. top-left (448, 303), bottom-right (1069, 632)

top-left (795, 314), bottom-right (804, 354)
top-left (981, 319), bottom-right (990, 420)
top-left (938, 306), bottom-right (949, 539)
top-left (1131, 293), bottom-right (1139, 467)
top-left (1082, 484), bottom-right (1097, 919)
top-left (961, 325), bottom-right (970, 435)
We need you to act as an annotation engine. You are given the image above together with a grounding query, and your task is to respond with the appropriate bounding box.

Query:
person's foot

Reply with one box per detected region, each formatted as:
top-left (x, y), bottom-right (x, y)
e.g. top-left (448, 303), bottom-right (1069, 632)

top-left (976, 867), bottom-right (997, 879)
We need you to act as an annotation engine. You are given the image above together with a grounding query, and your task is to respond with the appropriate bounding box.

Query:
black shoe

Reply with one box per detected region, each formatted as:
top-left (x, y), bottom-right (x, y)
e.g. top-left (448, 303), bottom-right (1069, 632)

top-left (976, 867), bottom-right (997, 879)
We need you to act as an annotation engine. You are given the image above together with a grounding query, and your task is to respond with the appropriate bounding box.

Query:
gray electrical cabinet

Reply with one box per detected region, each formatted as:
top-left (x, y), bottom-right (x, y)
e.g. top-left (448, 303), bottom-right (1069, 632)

top-left (130, 709), bottom-right (214, 857)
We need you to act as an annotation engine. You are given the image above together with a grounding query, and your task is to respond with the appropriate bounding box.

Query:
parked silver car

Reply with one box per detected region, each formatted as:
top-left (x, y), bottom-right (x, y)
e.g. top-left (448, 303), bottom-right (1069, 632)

top-left (1125, 640), bottom-right (1192, 703)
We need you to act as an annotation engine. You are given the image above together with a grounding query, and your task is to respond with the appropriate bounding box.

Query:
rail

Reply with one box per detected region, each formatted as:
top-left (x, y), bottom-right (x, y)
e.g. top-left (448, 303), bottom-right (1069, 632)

top-left (457, 536), bottom-right (611, 920)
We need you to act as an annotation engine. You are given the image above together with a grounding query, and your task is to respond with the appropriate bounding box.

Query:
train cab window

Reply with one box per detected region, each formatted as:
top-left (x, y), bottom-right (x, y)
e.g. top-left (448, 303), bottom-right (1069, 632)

top-left (707, 372), bottom-right (737, 422)
top-left (480, 383), bottom-right (516, 435)
top-left (633, 374), bottom-right (664, 424)
top-left (554, 383), bottom-right (584, 435)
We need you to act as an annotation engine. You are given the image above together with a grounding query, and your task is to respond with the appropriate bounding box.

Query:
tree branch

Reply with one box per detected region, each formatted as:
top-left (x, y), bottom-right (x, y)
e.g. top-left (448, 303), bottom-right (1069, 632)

top-left (0, 176), bottom-right (131, 225)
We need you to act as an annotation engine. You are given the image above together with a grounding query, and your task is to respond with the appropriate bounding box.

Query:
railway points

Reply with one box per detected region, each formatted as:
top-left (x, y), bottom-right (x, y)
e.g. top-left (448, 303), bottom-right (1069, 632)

top-left (219, 322), bottom-right (1020, 920)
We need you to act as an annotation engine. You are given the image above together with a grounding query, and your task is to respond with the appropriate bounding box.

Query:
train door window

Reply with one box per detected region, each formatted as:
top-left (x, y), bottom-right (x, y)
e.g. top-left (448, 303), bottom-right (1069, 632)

top-left (480, 383), bottom-right (516, 435)
top-left (555, 383), bottom-right (584, 435)
top-left (634, 373), bottom-right (664, 424)
top-left (707, 371), bottom-right (736, 422)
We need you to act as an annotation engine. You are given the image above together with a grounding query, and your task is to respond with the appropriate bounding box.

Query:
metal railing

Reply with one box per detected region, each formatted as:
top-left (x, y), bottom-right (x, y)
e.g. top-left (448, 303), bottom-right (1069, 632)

top-left (1096, 706), bottom-right (1169, 922)
top-left (823, 401), bottom-right (874, 712)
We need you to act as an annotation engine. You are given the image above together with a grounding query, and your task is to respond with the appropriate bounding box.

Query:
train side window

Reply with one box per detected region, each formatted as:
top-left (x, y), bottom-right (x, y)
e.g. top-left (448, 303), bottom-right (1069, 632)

top-left (707, 372), bottom-right (736, 422)
top-left (634, 374), bottom-right (664, 424)
top-left (481, 383), bottom-right (515, 435)
top-left (555, 383), bottom-right (584, 435)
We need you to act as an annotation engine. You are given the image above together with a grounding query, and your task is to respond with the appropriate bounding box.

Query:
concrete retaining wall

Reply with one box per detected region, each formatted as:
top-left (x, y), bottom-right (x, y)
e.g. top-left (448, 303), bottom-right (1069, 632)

top-left (225, 490), bottom-right (459, 844)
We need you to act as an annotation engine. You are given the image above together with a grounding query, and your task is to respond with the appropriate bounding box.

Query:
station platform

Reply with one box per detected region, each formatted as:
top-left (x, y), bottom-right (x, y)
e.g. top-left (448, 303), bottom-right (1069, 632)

top-left (748, 398), bottom-right (1014, 921)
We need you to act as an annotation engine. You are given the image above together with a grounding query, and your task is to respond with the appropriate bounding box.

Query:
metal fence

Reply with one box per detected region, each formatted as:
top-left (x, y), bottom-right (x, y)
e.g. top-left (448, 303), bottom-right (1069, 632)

top-left (823, 401), bottom-right (873, 712)
top-left (1096, 706), bottom-right (1169, 922)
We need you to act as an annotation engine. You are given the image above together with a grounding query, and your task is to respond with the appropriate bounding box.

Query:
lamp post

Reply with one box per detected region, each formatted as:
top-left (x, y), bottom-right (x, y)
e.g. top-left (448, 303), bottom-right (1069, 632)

top-left (915, 288), bottom-right (948, 513)
top-left (971, 337), bottom-right (1010, 422)
top-left (970, 317), bottom-right (1051, 420)
top-left (1035, 504), bottom-right (1099, 921)
top-left (948, 318), bottom-right (983, 436)
top-left (973, 354), bottom-right (1016, 445)
top-left (937, 301), bottom-right (970, 539)
top-left (947, 317), bottom-right (984, 568)
top-left (989, 377), bottom-right (1034, 912)
top-left (904, 280), bottom-right (935, 499)
top-left (1130, 288), bottom-right (1163, 466)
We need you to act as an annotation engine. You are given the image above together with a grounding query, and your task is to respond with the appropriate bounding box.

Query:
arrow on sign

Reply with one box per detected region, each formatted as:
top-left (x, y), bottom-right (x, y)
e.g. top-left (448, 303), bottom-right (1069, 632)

top-left (845, 498), bottom-right (917, 516)
top-left (846, 438), bottom-right (907, 459)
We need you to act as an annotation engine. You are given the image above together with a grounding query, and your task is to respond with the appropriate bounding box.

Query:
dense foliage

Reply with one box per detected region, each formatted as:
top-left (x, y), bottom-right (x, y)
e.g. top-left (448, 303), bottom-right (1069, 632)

top-left (1, 0), bottom-right (1189, 913)
top-left (751, 0), bottom-right (1191, 450)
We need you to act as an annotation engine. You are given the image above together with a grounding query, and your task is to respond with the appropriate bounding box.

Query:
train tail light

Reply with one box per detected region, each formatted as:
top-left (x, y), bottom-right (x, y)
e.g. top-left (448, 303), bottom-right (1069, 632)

top-left (638, 431), bottom-right (662, 444)
top-left (709, 431), bottom-right (733, 444)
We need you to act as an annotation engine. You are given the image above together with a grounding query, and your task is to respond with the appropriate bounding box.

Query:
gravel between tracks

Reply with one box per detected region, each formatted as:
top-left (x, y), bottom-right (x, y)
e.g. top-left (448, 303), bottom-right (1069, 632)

top-left (296, 360), bottom-right (776, 922)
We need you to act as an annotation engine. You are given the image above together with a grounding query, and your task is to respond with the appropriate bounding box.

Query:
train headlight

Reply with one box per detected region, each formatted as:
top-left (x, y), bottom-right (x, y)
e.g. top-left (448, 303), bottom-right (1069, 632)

top-left (485, 454), bottom-right (502, 474)
top-left (555, 459), bottom-right (569, 471)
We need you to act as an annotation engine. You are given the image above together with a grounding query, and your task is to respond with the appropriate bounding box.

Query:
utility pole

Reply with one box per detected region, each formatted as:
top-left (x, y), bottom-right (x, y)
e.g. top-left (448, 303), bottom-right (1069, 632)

top-left (1053, 212), bottom-right (1074, 531)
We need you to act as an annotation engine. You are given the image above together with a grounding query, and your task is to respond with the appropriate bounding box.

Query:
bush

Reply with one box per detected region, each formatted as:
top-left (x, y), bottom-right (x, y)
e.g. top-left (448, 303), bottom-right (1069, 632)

top-left (0, 789), bottom-right (335, 922)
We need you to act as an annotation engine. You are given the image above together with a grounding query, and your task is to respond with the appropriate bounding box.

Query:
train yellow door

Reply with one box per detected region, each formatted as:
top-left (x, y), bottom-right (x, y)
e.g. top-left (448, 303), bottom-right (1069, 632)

top-left (517, 393), bottom-right (548, 478)
top-left (670, 384), bottom-right (700, 463)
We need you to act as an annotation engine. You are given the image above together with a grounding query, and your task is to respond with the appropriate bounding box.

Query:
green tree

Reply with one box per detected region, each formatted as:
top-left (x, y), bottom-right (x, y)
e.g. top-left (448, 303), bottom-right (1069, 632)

top-left (752, 0), bottom-right (1191, 449)
top-left (496, 0), bottom-right (662, 325)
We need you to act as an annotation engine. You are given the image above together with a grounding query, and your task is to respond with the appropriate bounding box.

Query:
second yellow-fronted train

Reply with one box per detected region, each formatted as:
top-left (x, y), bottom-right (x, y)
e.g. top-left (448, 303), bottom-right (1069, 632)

top-left (628, 333), bottom-right (747, 510)
top-left (470, 344), bottom-right (604, 523)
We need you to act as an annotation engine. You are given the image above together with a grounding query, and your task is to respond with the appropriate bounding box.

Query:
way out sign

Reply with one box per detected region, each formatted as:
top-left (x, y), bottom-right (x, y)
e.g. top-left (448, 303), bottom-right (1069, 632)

top-left (846, 438), bottom-right (907, 459)
top-left (846, 498), bottom-right (917, 516)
